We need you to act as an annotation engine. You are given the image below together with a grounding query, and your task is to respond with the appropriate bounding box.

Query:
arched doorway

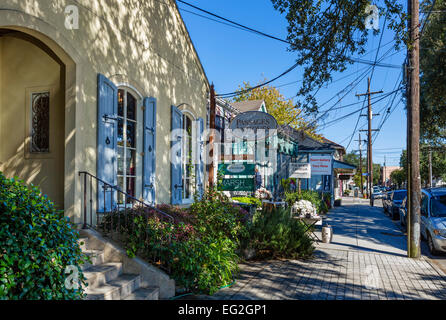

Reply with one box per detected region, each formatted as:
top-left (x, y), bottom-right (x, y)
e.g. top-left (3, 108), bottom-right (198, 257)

top-left (0, 29), bottom-right (66, 208)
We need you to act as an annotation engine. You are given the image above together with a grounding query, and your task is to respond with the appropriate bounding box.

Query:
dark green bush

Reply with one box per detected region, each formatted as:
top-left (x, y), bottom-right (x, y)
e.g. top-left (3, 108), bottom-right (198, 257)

top-left (0, 173), bottom-right (88, 300)
top-left (99, 188), bottom-right (246, 295)
top-left (242, 208), bottom-right (314, 259)
top-left (231, 196), bottom-right (262, 208)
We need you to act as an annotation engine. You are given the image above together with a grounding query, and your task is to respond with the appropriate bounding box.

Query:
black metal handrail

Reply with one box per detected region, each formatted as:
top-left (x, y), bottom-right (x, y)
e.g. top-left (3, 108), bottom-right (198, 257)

top-left (78, 171), bottom-right (174, 272)
top-left (79, 171), bottom-right (174, 228)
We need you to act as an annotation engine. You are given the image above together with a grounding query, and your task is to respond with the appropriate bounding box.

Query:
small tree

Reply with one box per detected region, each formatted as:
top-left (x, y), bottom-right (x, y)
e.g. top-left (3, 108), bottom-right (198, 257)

top-left (233, 82), bottom-right (323, 141)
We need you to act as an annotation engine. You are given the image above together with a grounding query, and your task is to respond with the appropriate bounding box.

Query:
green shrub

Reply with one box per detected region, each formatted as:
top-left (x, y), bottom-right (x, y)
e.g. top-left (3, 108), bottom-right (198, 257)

top-left (0, 173), bottom-right (88, 300)
top-left (231, 196), bottom-right (262, 208)
top-left (242, 208), bottom-right (314, 259)
top-left (100, 188), bottom-right (246, 295)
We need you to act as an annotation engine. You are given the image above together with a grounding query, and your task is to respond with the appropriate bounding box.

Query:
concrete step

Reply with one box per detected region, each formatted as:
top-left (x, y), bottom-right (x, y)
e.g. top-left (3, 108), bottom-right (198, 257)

top-left (122, 286), bottom-right (160, 300)
top-left (81, 250), bottom-right (106, 271)
top-left (78, 237), bottom-right (89, 251)
top-left (83, 262), bottom-right (123, 289)
top-left (85, 274), bottom-right (141, 300)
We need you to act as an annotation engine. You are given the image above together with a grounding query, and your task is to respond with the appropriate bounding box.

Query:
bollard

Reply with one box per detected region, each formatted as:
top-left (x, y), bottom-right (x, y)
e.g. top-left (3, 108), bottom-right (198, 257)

top-left (322, 225), bottom-right (333, 243)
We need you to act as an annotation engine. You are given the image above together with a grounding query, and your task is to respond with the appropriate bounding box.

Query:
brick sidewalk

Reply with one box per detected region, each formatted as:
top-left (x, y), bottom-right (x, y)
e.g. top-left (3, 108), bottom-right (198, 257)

top-left (192, 198), bottom-right (446, 300)
top-left (210, 248), bottom-right (446, 300)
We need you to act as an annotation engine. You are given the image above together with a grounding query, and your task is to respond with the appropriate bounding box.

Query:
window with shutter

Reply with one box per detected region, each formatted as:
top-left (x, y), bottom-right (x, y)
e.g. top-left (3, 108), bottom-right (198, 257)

top-left (97, 74), bottom-right (118, 212)
top-left (143, 97), bottom-right (157, 204)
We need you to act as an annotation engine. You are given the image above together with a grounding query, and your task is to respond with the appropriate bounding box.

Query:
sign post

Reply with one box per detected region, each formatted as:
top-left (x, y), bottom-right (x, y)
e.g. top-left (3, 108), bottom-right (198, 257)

top-left (289, 163), bottom-right (311, 195)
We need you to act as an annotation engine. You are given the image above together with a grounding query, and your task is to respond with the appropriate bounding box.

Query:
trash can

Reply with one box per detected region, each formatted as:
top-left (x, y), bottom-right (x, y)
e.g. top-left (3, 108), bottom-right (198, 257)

top-left (354, 188), bottom-right (359, 198)
top-left (322, 224), bottom-right (333, 243)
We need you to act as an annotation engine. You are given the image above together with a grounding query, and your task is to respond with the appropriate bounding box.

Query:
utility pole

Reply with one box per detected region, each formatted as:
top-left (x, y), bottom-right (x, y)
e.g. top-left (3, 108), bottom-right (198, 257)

top-left (407, 0), bottom-right (421, 259)
top-left (355, 133), bottom-right (365, 197)
top-left (384, 155), bottom-right (386, 187)
top-left (357, 77), bottom-right (382, 206)
top-left (429, 147), bottom-right (433, 188)
top-left (208, 84), bottom-right (216, 188)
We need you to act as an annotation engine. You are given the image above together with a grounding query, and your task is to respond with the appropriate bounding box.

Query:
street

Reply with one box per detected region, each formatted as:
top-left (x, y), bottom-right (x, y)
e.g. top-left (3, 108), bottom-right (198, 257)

top-left (202, 197), bottom-right (446, 300)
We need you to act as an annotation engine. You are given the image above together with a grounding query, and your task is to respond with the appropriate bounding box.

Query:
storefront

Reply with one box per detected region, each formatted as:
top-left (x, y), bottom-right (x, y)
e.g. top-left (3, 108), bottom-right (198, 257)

top-left (0, 0), bottom-right (209, 227)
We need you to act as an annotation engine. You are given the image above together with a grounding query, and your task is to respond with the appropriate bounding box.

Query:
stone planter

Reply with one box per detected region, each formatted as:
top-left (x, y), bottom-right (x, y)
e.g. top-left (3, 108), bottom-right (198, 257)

top-left (242, 247), bottom-right (256, 260)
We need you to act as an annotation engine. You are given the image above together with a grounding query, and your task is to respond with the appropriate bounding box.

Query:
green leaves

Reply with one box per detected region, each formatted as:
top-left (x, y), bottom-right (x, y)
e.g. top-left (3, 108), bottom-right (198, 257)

top-left (420, 0), bottom-right (446, 144)
top-left (242, 207), bottom-right (314, 260)
top-left (270, 0), bottom-right (406, 114)
top-left (99, 189), bottom-right (244, 295)
top-left (0, 172), bottom-right (88, 300)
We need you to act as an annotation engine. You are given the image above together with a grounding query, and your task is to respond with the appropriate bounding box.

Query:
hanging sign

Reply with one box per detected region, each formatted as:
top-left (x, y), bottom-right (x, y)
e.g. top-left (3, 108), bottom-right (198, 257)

top-left (229, 111), bottom-right (278, 141)
top-left (309, 155), bottom-right (332, 175)
top-left (218, 162), bottom-right (255, 176)
top-left (289, 163), bottom-right (311, 179)
top-left (221, 178), bottom-right (255, 191)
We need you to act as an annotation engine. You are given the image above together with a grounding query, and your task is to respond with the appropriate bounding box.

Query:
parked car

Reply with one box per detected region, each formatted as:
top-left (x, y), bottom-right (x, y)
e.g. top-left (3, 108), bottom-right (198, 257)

top-left (382, 191), bottom-right (392, 214)
top-left (420, 188), bottom-right (446, 255)
top-left (388, 189), bottom-right (407, 220)
top-left (399, 196), bottom-right (408, 230)
top-left (372, 186), bottom-right (383, 200)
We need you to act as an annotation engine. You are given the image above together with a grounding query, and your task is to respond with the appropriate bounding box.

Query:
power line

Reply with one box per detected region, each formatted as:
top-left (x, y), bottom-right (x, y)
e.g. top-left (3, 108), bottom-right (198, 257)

top-left (177, 0), bottom-right (290, 44)
top-left (345, 16), bottom-right (388, 150)
top-left (177, 0), bottom-right (402, 69)
top-left (216, 62), bottom-right (299, 98)
top-left (178, 7), bottom-right (264, 35)
top-left (421, 0), bottom-right (438, 35)
top-left (317, 88), bottom-right (404, 131)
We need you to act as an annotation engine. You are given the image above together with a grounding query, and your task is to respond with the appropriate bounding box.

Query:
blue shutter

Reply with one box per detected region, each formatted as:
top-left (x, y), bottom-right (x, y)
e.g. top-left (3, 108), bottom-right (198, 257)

top-left (195, 118), bottom-right (204, 199)
top-left (171, 105), bottom-right (183, 205)
top-left (143, 97), bottom-right (157, 205)
top-left (97, 74), bottom-right (118, 212)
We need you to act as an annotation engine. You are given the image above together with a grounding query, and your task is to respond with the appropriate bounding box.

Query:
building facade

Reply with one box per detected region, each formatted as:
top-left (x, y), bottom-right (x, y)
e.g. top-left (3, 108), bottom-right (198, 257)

top-left (294, 131), bottom-right (355, 201)
top-left (0, 0), bottom-right (209, 227)
top-left (214, 99), bottom-right (299, 196)
top-left (381, 166), bottom-right (401, 187)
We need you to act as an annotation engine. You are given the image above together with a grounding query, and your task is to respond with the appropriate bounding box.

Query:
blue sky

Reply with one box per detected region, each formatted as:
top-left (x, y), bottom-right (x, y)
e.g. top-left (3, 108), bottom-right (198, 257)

top-left (178, 0), bottom-right (407, 166)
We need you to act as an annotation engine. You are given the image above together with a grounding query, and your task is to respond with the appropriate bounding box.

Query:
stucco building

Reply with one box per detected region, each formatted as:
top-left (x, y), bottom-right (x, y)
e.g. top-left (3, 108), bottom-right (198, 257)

top-left (0, 0), bottom-right (209, 228)
top-left (381, 166), bottom-right (402, 187)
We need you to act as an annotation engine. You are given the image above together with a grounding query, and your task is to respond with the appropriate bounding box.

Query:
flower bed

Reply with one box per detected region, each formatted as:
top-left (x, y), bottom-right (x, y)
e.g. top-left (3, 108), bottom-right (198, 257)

top-left (99, 189), bottom-right (248, 295)
top-left (255, 187), bottom-right (272, 200)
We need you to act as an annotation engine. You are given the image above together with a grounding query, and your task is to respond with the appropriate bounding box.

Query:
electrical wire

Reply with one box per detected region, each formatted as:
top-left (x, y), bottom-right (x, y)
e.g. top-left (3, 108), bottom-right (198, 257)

top-left (343, 16), bottom-right (388, 150)
top-left (216, 62), bottom-right (299, 98)
top-left (316, 88), bottom-right (404, 131)
top-left (177, 0), bottom-right (402, 99)
top-left (421, 0), bottom-right (438, 35)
